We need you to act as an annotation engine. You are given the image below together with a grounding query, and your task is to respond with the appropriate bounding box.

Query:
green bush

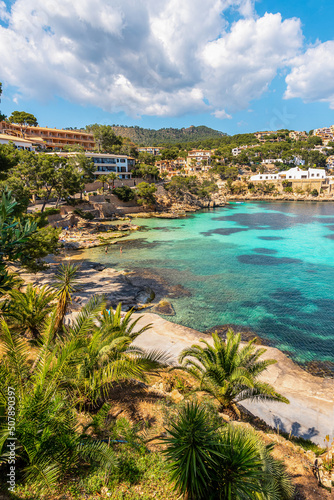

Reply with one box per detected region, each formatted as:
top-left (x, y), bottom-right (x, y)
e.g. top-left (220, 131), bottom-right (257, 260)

top-left (113, 185), bottom-right (135, 202)
top-left (311, 189), bottom-right (319, 197)
top-left (284, 186), bottom-right (293, 193)
top-left (73, 208), bottom-right (95, 220)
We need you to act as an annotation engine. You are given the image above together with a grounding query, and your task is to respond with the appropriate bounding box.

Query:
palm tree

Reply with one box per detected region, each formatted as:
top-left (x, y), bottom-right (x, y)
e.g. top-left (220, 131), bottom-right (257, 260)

top-left (163, 401), bottom-right (294, 500)
top-left (52, 262), bottom-right (80, 332)
top-left (3, 284), bottom-right (56, 339)
top-left (67, 301), bottom-right (171, 403)
top-left (178, 330), bottom-right (289, 418)
top-left (0, 314), bottom-right (116, 492)
top-left (107, 172), bottom-right (118, 189)
top-left (99, 174), bottom-right (108, 192)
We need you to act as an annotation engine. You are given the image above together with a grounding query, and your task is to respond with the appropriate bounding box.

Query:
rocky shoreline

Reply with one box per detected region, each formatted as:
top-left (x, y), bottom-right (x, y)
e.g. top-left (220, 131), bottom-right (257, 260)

top-left (20, 250), bottom-right (334, 445)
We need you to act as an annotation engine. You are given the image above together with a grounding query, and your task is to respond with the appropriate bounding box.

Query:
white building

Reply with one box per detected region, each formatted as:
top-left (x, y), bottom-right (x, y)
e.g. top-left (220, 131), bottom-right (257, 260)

top-left (293, 156), bottom-right (305, 166)
top-left (261, 158), bottom-right (283, 164)
top-left (327, 156), bottom-right (334, 169)
top-left (251, 167), bottom-right (326, 182)
top-left (47, 152), bottom-right (136, 180)
top-left (0, 133), bottom-right (36, 151)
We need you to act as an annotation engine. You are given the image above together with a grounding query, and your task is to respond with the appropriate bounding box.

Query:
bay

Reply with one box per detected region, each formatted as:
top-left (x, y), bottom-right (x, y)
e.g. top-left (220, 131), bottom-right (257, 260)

top-left (81, 201), bottom-right (334, 369)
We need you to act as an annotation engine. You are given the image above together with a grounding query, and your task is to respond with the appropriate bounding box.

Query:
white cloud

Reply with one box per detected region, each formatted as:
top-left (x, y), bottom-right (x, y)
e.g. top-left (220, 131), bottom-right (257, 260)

top-left (285, 41), bottom-right (334, 109)
top-left (213, 109), bottom-right (232, 119)
top-left (0, 0), bottom-right (303, 117)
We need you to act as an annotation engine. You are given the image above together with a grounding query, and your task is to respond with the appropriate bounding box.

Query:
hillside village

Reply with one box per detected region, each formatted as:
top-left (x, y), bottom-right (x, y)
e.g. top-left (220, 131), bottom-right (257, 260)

top-left (1, 117), bottom-right (334, 204)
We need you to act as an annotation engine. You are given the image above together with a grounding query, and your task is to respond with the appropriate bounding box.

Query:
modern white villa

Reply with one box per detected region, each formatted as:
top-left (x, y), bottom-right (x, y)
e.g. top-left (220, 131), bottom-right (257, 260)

top-left (48, 152), bottom-right (136, 180)
top-left (251, 167), bottom-right (327, 182)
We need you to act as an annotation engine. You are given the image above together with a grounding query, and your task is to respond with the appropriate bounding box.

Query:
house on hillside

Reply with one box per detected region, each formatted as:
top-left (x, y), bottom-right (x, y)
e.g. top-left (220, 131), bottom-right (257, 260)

top-left (48, 152), bottom-right (135, 180)
top-left (251, 167), bottom-right (326, 182)
top-left (0, 133), bottom-right (38, 151)
top-left (186, 150), bottom-right (212, 172)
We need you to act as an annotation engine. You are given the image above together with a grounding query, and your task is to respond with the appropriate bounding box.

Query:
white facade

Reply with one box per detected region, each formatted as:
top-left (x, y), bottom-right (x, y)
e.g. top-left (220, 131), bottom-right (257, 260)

top-left (251, 167), bottom-right (327, 182)
top-left (86, 153), bottom-right (135, 180)
top-left (46, 152), bottom-right (135, 180)
top-left (261, 158), bottom-right (283, 164)
top-left (0, 133), bottom-right (36, 151)
top-left (293, 156), bottom-right (305, 166)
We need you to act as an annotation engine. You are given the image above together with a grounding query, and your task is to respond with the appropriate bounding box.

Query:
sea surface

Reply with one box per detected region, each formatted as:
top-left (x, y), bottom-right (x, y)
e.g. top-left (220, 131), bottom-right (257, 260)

top-left (82, 202), bottom-right (334, 370)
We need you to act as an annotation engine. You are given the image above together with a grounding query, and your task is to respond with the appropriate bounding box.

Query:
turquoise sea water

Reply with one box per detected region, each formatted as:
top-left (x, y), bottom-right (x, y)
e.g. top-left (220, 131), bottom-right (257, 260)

top-left (82, 202), bottom-right (334, 368)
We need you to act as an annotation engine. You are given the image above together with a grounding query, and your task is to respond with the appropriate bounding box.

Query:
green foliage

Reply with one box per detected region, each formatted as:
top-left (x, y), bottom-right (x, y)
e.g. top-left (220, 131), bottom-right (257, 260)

top-left (86, 124), bottom-right (123, 152)
top-left (311, 188), bottom-right (319, 197)
top-left (132, 163), bottom-right (160, 180)
top-left (135, 182), bottom-right (157, 206)
top-left (166, 175), bottom-right (218, 199)
top-left (0, 190), bottom-right (37, 292)
top-left (21, 225), bottom-right (60, 271)
top-left (163, 401), bottom-right (294, 500)
top-left (163, 401), bottom-right (223, 499)
top-left (212, 164), bottom-right (238, 180)
top-left (8, 110), bottom-right (38, 127)
top-left (73, 208), bottom-right (95, 220)
top-left (179, 330), bottom-right (289, 417)
top-left (52, 262), bottom-right (80, 331)
top-left (284, 186), bottom-right (293, 193)
top-left (113, 185), bottom-right (135, 202)
top-left (108, 124), bottom-right (226, 146)
top-left (3, 284), bottom-right (56, 339)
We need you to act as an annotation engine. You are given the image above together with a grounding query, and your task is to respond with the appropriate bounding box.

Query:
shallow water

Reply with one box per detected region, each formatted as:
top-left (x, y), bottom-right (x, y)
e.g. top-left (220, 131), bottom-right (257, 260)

top-left (81, 202), bottom-right (334, 367)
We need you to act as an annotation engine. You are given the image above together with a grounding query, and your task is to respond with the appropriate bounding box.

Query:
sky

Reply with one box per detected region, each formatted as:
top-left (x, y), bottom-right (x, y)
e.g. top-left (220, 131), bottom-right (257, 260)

top-left (0, 0), bottom-right (334, 135)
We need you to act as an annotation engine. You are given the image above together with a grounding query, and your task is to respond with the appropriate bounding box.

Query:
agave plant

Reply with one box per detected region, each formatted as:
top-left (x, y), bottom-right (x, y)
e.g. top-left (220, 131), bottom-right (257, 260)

top-left (3, 284), bottom-right (56, 339)
top-left (178, 330), bottom-right (289, 417)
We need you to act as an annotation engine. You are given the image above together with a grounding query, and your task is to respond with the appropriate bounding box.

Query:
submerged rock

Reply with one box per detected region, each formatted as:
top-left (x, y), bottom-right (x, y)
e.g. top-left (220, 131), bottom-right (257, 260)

top-left (153, 299), bottom-right (175, 316)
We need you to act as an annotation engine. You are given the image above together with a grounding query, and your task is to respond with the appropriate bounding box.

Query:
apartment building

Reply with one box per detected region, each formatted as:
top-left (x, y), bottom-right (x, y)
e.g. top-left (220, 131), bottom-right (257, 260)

top-left (0, 121), bottom-right (95, 150)
top-left (186, 150), bottom-right (212, 172)
top-left (138, 146), bottom-right (164, 155)
top-left (156, 158), bottom-right (186, 178)
top-left (50, 152), bottom-right (135, 180)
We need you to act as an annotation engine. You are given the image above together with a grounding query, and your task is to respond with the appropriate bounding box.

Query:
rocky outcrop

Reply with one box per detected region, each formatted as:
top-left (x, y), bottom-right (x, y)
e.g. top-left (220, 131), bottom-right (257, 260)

top-left (155, 185), bottom-right (226, 213)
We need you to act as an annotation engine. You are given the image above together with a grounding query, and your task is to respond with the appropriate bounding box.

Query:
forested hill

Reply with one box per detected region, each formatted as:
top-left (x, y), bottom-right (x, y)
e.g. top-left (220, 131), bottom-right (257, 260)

top-left (110, 125), bottom-right (226, 145)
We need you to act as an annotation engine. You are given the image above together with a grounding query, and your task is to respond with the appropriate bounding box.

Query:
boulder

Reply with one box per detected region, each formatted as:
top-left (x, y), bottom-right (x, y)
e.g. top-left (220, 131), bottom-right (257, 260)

top-left (169, 389), bottom-right (184, 404)
top-left (153, 299), bottom-right (175, 316)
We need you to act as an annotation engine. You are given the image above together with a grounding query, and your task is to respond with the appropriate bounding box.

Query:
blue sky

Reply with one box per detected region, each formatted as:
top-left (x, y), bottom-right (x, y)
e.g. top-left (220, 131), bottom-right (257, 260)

top-left (1, 0), bottom-right (334, 135)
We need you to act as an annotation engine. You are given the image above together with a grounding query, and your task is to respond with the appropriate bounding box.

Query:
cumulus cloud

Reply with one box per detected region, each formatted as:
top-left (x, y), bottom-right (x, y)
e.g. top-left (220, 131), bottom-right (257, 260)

top-left (213, 109), bottom-right (232, 119)
top-left (0, 0), bottom-right (303, 117)
top-left (285, 41), bottom-right (334, 109)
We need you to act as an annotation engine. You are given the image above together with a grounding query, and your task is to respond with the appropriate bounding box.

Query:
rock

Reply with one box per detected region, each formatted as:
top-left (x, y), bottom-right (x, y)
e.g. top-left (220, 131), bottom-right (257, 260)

top-left (305, 450), bottom-right (316, 462)
top-left (169, 389), bottom-right (184, 403)
top-left (153, 299), bottom-right (175, 316)
top-left (136, 287), bottom-right (155, 304)
top-left (91, 263), bottom-right (106, 272)
top-left (219, 413), bottom-right (231, 422)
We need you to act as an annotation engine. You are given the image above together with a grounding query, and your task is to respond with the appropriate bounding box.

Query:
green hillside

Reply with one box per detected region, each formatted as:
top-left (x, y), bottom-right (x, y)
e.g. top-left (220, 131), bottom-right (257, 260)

top-left (110, 125), bottom-right (226, 146)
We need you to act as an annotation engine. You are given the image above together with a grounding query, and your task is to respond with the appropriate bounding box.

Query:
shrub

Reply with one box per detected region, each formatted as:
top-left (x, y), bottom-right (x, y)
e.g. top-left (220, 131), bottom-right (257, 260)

top-left (311, 189), bottom-right (319, 197)
top-left (113, 186), bottom-right (135, 202)
top-left (73, 209), bottom-right (95, 220)
top-left (284, 186), bottom-right (293, 193)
